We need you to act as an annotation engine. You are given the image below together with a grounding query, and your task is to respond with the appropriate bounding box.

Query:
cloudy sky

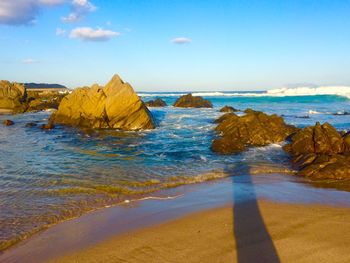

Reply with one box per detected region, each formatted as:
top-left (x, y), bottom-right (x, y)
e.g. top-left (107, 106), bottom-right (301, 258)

top-left (0, 0), bottom-right (350, 91)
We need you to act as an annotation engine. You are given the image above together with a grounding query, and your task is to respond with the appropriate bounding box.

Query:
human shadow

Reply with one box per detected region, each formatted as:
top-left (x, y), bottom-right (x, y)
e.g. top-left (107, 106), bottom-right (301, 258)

top-left (225, 164), bottom-right (280, 263)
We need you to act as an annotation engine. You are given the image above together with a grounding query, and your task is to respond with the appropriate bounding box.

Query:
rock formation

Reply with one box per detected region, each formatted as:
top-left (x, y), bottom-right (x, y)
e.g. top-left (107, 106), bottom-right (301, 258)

top-left (173, 94), bottom-right (213, 108)
top-left (26, 91), bottom-right (65, 112)
top-left (212, 109), bottom-right (297, 154)
top-left (284, 122), bottom-right (350, 179)
top-left (0, 81), bottom-right (27, 113)
top-left (145, 98), bottom-right (167, 107)
top-left (0, 80), bottom-right (68, 113)
top-left (219, 105), bottom-right (239, 113)
top-left (51, 74), bottom-right (155, 130)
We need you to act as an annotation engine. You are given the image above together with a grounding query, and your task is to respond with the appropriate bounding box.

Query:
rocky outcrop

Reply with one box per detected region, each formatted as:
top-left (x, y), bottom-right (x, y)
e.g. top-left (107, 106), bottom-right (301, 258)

top-left (145, 98), bottom-right (167, 107)
top-left (0, 81), bottom-right (27, 113)
top-left (212, 110), bottom-right (297, 154)
top-left (26, 92), bottom-right (65, 112)
top-left (219, 105), bottom-right (239, 113)
top-left (173, 94), bottom-right (213, 108)
top-left (51, 74), bottom-right (155, 130)
top-left (0, 80), bottom-right (67, 113)
top-left (284, 122), bottom-right (350, 179)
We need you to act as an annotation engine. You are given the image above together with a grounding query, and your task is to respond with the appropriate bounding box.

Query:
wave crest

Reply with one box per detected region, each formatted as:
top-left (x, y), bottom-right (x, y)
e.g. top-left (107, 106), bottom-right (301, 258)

top-left (138, 86), bottom-right (350, 99)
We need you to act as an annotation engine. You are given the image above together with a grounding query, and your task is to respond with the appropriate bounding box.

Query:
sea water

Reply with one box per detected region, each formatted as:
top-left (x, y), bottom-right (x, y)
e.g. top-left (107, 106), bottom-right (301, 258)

top-left (1, 89), bottom-right (350, 250)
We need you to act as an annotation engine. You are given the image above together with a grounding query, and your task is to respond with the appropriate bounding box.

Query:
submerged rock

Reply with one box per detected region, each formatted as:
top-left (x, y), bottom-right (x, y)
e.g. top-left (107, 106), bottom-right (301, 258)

top-left (284, 122), bottom-right (350, 179)
top-left (0, 81), bottom-right (27, 113)
top-left (173, 94), bottom-right (213, 108)
top-left (3, 119), bottom-right (14, 126)
top-left (212, 110), bottom-right (297, 154)
top-left (145, 98), bottom-right (167, 107)
top-left (41, 123), bottom-right (55, 130)
top-left (25, 122), bottom-right (37, 127)
top-left (219, 105), bottom-right (239, 113)
top-left (51, 74), bottom-right (155, 130)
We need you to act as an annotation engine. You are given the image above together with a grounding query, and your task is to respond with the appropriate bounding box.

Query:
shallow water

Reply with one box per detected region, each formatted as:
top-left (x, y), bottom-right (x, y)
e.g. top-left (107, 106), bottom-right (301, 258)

top-left (1, 91), bottom-right (350, 250)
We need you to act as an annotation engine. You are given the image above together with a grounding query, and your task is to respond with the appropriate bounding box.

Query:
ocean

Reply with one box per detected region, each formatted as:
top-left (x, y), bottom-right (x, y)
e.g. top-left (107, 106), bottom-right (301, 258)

top-left (1, 88), bottom-right (350, 251)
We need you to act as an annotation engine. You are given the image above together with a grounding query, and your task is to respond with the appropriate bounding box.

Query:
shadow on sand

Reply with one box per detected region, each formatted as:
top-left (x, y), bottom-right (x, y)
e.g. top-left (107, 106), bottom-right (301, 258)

top-left (225, 164), bottom-right (280, 263)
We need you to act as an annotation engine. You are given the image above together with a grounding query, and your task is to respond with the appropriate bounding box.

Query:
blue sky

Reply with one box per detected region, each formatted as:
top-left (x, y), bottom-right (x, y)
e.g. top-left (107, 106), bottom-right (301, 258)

top-left (0, 0), bottom-right (350, 91)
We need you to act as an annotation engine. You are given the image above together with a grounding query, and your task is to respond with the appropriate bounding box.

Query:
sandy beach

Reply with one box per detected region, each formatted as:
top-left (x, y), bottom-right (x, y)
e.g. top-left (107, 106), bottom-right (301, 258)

top-left (50, 200), bottom-right (350, 263)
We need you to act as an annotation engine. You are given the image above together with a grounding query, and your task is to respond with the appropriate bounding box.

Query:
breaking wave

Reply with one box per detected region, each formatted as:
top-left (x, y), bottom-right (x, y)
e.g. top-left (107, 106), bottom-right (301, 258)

top-left (138, 86), bottom-right (350, 99)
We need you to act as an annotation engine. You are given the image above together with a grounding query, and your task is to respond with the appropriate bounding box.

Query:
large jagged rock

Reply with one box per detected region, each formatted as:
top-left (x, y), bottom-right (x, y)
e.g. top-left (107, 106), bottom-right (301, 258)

top-left (284, 122), bottom-right (350, 179)
top-left (173, 94), bottom-right (213, 108)
top-left (145, 98), bottom-right (167, 107)
top-left (211, 109), bottom-right (297, 154)
top-left (51, 75), bottom-right (155, 130)
top-left (0, 81), bottom-right (27, 113)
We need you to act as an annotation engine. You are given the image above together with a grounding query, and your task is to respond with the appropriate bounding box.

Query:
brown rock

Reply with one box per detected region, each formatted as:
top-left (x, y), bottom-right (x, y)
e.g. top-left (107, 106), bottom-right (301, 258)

top-left (40, 123), bottom-right (55, 130)
top-left (26, 92), bottom-right (66, 112)
top-left (3, 119), bottom-right (14, 126)
top-left (0, 81), bottom-right (27, 113)
top-left (145, 98), bottom-right (167, 107)
top-left (173, 94), bottom-right (213, 108)
top-left (51, 74), bottom-right (155, 130)
top-left (284, 122), bottom-right (350, 179)
top-left (219, 105), bottom-right (239, 113)
top-left (212, 110), bottom-right (297, 154)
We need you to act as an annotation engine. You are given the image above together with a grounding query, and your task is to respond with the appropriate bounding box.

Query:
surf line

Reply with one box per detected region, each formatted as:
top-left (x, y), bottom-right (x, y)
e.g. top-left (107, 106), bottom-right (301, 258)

top-left (124, 194), bottom-right (185, 204)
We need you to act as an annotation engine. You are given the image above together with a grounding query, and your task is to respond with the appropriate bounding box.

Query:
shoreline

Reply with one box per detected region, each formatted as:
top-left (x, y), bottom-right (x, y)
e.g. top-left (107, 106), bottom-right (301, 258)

top-left (53, 201), bottom-right (350, 263)
top-left (1, 175), bottom-right (350, 262)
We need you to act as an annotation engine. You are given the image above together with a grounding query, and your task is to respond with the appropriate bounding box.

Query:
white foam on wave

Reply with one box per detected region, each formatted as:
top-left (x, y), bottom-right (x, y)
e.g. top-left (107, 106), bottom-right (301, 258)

top-left (308, 110), bottom-right (322, 115)
top-left (138, 86), bottom-right (350, 99)
top-left (267, 86), bottom-right (350, 99)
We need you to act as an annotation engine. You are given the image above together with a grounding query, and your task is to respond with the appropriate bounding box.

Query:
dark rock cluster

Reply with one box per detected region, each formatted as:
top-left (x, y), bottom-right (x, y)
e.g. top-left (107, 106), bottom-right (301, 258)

top-left (283, 122), bottom-right (350, 179)
top-left (211, 109), bottom-right (297, 154)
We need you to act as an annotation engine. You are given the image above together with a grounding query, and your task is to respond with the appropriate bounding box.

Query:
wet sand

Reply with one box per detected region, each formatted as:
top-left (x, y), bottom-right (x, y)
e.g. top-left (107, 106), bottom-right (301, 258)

top-left (51, 200), bottom-right (350, 263)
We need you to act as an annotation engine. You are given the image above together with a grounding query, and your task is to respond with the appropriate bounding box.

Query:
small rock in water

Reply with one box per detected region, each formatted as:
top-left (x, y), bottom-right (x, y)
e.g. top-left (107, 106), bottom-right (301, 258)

top-left (219, 105), bottom-right (239, 113)
top-left (145, 98), bottom-right (167, 107)
top-left (3, 119), bottom-right (14, 126)
top-left (173, 93), bottom-right (213, 108)
top-left (40, 123), bottom-right (55, 130)
top-left (25, 122), bottom-right (37, 127)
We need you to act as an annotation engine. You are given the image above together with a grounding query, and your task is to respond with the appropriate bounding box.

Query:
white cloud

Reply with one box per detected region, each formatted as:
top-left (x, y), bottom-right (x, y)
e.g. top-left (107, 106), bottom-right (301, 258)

top-left (61, 0), bottom-right (96, 23)
top-left (171, 37), bottom-right (192, 44)
top-left (69, 27), bottom-right (120, 41)
top-left (56, 27), bottom-right (66, 36)
top-left (22, 58), bottom-right (40, 64)
top-left (0, 0), bottom-right (64, 25)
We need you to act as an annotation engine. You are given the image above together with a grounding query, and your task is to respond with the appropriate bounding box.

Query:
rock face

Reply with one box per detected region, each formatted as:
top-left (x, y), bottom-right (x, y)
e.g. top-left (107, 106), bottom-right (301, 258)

top-left (173, 94), bottom-right (213, 108)
top-left (212, 110), bottom-right (297, 154)
top-left (51, 75), bottom-right (155, 130)
top-left (284, 122), bottom-right (350, 179)
top-left (219, 105), bottom-right (239, 113)
top-left (145, 98), bottom-right (167, 107)
top-left (0, 81), bottom-right (27, 113)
